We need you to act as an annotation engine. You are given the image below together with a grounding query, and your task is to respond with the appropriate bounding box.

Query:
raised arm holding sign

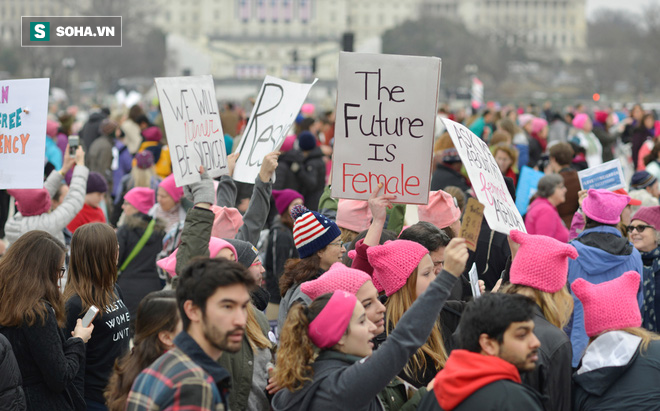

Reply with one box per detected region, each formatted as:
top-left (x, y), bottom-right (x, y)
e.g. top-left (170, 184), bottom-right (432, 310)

top-left (331, 52), bottom-right (441, 204)
top-left (155, 75), bottom-right (228, 187)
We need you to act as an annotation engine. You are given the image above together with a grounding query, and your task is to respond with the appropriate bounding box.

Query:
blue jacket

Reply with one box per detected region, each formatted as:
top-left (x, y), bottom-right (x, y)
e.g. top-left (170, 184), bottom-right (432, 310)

top-left (568, 226), bottom-right (643, 367)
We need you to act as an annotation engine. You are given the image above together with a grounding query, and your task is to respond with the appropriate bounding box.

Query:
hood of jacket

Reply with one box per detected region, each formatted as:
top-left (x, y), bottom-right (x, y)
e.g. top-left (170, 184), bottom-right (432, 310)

top-left (571, 226), bottom-right (637, 276)
top-left (123, 213), bottom-right (167, 233)
top-left (573, 331), bottom-right (642, 396)
top-left (433, 349), bottom-right (521, 410)
top-left (271, 350), bottom-right (360, 411)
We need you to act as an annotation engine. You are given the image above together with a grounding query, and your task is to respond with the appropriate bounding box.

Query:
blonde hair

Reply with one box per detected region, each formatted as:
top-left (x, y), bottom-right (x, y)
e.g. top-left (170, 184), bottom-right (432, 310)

top-left (132, 167), bottom-right (155, 188)
top-left (246, 304), bottom-right (272, 351)
top-left (340, 228), bottom-right (358, 245)
top-left (618, 327), bottom-right (660, 353)
top-left (502, 284), bottom-right (573, 328)
top-left (385, 267), bottom-right (447, 380)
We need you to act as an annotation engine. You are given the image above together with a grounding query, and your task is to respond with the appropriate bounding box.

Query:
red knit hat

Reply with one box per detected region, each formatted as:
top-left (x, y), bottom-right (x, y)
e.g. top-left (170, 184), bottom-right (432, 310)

top-left (368, 240), bottom-right (430, 296)
top-left (272, 189), bottom-right (303, 216)
top-left (7, 189), bottom-right (51, 216)
top-left (417, 190), bottom-right (461, 229)
top-left (509, 230), bottom-right (578, 293)
top-left (124, 187), bottom-right (155, 215)
top-left (301, 262), bottom-right (372, 300)
top-left (571, 271), bottom-right (642, 337)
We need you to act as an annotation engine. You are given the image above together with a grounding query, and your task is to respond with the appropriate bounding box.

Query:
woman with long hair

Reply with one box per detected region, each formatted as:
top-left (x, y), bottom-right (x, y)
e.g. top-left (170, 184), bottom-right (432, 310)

top-left (502, 230), bottom-right (577, 411)
top-left (0, 231), bottom-right (93, 410)
top-left (64, 223), bottom-right (130, 411)
top-left (104, 290), bottom-right (180, 411)
top-left (277, 204), bottom-right (344, 331)
top-left (272, 238), bottom-right (468, 410)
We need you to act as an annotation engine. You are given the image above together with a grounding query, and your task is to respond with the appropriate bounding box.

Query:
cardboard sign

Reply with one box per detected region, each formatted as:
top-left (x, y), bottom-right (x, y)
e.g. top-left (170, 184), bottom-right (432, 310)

top-left (578, 158), bottom-right (625, 191)
top-left (460, 197), bottom-right (485, 251)
top-left (515, 166), bottom-right (545, 216)
top-left (155, 75), bottom-right (228, 187)
top-left (331, 52), bottom-right (441, 204)
top-left (0, 78), bottom-right (50, 189)
top-left (442, 118), bottom-right (525, 234)
top-left (233, 75), bottom-right (317, 184)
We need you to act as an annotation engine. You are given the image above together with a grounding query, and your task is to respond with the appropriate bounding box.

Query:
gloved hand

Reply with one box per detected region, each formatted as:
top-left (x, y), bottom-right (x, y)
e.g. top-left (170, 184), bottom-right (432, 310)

top-left (184, 166), bottom-right (215, 206)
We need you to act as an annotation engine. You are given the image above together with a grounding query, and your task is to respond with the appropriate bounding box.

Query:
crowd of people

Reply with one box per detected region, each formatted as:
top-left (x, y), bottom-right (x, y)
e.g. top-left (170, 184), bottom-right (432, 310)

top-left (1, 99), bottom-right (660, 410)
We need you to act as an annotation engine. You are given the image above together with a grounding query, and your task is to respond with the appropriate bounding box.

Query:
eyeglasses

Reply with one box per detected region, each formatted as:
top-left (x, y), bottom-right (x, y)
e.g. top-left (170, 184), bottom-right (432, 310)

top-left (250, 260), bottom-right (262, 267)
top-left (58, 267), bottom-right (66, 278)
top-left (627, 224), bottom-right (654, 233)
top-left (329, 240), bottom-right (344, 247)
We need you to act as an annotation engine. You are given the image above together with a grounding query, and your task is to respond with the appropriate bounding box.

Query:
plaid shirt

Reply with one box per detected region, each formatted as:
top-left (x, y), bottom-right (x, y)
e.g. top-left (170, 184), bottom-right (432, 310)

top-left (126, 331), bottom-right (231, 411)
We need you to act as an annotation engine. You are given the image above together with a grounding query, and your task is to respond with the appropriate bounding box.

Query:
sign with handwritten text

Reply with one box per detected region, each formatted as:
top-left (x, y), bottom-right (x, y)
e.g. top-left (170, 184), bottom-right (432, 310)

top-left (233, 75), bottom-right (317, 184)
top-left (0, 78), bottom-right (49, 189)
top-left (442, 118), bottom-right (525, 234)
top-left (155, 75), bottom-right (227, 187)
top-left (460, 197), bottom-right (485, 251)
top-left (331, 52), bottom-right (441, 204)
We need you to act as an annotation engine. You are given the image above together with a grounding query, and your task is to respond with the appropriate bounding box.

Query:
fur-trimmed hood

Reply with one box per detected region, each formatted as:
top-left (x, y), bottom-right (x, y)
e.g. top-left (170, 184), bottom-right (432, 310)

top-left (123, 213), bottom-right (167, 233)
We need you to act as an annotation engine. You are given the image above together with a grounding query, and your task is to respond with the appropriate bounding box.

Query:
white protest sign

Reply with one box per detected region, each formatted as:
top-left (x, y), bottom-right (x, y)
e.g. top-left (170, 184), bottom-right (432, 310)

top-left (233, 75), bottom-right (317, 184)
top-left (442, 118), bottom-right (526, 234)
top-left (331, 52), bottom-right (441, 204)
top-left (0, 78), bottom-right (50, 189)
top-left (578, 158), bottom-right (625, 191)
top-left (155, 75), bottom-right (227, 187)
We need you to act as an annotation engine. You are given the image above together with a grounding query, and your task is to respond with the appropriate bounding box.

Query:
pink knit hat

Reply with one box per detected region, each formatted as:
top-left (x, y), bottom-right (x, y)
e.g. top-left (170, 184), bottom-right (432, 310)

top-left (582, 189), bottom-right (630, 225)
top-left (210, 205), bottom-right (244, 239)
top-left (509, 230), bottom-right (578, 293)
top-left (156, 237), bottom-right (238, 278)
top-left (124, 187), bottom-right (155, 215)
top-left (159, 174), bottom-right (184, 203)
top-left (7, 189), bottom-right (51, 216)
top-left (337, 199), bottom-right (372, 233)
top-left (530, 118), bottom-right (548, 136)
top-left (632, 206), bottom-right (660, 231)
top-left (272, 189), bottom-right (304, 216)
top-left (417, 190), bottom-right (461, 229)
top-left (301, 262), bottom-right (372, 300)
top-left (572, 113), bottom-right (590, 130)
top-left (518, 114), bottom-right (535, 128)
top-left (46, 120), bottom-right (59, 138)
top-left (368, 240), bottom-right (430, 296)
top-left (571, 271), bottom-right (642, 337)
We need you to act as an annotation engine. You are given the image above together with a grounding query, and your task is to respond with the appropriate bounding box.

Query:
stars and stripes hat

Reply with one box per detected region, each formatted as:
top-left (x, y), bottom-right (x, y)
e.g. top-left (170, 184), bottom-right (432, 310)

top-left (291, 204), bottom-right (342, 259)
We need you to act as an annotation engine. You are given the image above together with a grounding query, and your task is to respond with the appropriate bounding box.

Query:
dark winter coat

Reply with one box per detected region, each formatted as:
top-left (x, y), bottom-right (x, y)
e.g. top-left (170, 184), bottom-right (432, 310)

top-left (522, 306), bottom-right (572, 411)
top-left (265, 218), bottom-right (298, 304)
top-left (573, 332), bottom-right (660, 410)
top-left (274, 147), bottom-right (326, 211)
top-left (0, 332), bottom-right (26, 411)
top-left (0, 305), bottom-right (86, 411)
top-left (116, 213), bottom-right (167, 323)
top-left (431, 164), bottom-right (470, 194)
top-left (80, 111), bottom-right (108, 151)
top-left (418, 379), bottom-right (544, 411)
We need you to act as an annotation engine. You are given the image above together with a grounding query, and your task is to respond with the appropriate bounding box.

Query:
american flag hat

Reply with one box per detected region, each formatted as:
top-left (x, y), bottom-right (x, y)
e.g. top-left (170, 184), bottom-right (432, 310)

top-left (290, 205), bottom-right (342, 259)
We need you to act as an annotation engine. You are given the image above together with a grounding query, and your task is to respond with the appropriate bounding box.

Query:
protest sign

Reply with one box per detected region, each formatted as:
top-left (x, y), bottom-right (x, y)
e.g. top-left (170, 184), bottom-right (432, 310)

top-left (233, 75), bottom-right (317, 184)
top-left (515, 165), bottom-right (545, 216)
top-left (460, 197), bottom-right (485, 251)
top-left (442, 118), bottom-right (525, 234)
top-left (155, 75), bottom-right (227, 187)
top-left (0, 78), bottom-right (49, 189)
top-left (331, 52), bottom-right (441, 204)
top-left (578, 158), bottom-right (625, 191)
top-left (468, 263), bottom-right (481, 298)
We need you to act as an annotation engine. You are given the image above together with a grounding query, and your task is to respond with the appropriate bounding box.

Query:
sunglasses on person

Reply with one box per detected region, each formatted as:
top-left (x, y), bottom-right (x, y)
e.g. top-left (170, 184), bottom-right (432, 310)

top-left (627, 224), bottom-right (654, 233)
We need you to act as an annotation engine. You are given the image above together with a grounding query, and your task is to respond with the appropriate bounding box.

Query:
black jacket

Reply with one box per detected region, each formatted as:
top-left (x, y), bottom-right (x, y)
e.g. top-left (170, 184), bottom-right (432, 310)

top-left (431, 164), bottom-right (470, 194)
top-left (274, 150), bottom-right (318, 205)
top-left (573, 336), bottom-right (660, 410)
top-left (418, 379), bottom-right (544, 411)
top-left (116, 213), bottom-right (167, 322)
top-left (522, 306), bottom-right (572, 411)
top-left (0, 306), bottom-right (86, 411)
top-left (265, 218), bottom-right (298, 304)
top-left (0, 333), bottom-right (26, 411)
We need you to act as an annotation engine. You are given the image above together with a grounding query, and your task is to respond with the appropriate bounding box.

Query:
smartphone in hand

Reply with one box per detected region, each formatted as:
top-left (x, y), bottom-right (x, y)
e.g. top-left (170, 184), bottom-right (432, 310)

top-left (68, 135), bottom-right (79, 156)
top-left (81, 305), bottom-right (99, 327)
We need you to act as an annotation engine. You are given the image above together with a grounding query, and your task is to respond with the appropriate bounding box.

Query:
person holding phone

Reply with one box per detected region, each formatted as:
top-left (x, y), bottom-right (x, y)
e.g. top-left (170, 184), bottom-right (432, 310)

top-left (64, 223), bottom-right (130, 411)
top-left (4, 146), bottom-right (88, 247)
top-left (0, 231), bottom-right (94, 410)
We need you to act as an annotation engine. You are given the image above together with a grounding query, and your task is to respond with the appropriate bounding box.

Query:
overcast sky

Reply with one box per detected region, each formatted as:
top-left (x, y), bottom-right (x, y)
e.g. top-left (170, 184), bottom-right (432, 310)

top-left (586, 0), bottom-right (656, 20)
